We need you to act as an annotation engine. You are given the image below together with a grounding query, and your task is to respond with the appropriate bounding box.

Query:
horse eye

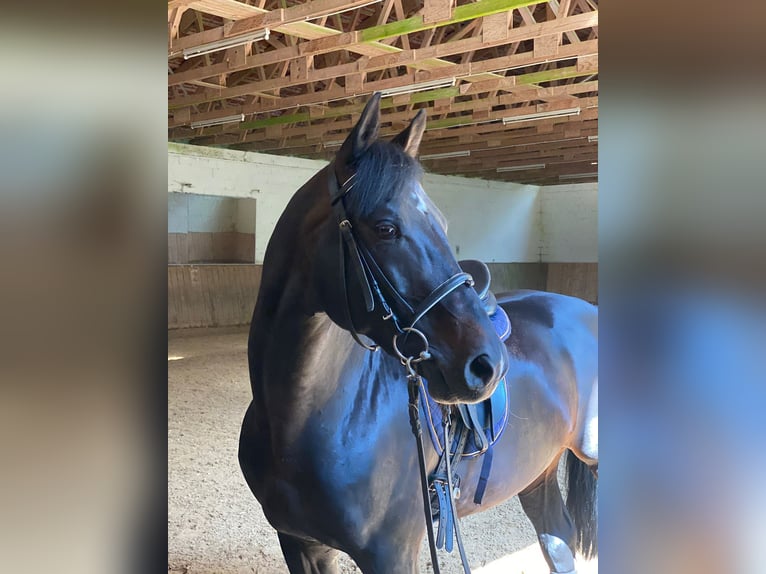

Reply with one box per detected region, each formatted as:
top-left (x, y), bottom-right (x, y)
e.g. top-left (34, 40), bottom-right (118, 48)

top-left (375, 222), bottom-right (399, 239)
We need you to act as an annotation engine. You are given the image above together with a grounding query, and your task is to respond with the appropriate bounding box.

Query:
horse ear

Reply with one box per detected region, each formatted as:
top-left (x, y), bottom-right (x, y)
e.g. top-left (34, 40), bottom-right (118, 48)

top-left (337, 93), bottom-right (381, 165)
top-left (391, 108), bottom-right (427, 158)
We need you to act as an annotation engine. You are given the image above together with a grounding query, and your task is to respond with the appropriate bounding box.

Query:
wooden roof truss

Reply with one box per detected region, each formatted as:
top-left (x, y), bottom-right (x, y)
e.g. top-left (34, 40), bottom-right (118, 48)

top-left (168, 0), bottom-right (598, 184)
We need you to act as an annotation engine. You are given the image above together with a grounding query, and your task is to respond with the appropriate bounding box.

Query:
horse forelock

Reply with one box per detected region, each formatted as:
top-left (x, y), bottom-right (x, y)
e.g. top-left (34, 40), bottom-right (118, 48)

top-left (341, 140), bottom-right (422, 217)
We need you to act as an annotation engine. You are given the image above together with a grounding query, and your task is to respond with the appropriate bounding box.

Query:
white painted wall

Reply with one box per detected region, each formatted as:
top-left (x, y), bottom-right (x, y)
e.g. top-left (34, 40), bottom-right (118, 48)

top-left (540, 183), bottom-right (598, 262)
top-left (168, 193), bottom-right (254, 233)
top-left (189, 195), bottom-right (237, 232)
top-left (169, 144), bottom-right (323, 260)
top-left (168, 143), bottom-right (597, 263)
top-left (168, 192), bottom-right (187, 234)
top-left (235, 198), bottom-right (257, 234)
top-left (422, 173), bottom-right (540, 262)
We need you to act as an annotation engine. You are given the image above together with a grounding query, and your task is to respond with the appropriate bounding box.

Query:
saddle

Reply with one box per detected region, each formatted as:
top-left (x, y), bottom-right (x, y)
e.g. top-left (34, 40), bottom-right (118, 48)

top-left (420, 260), bottom-right (512, 552)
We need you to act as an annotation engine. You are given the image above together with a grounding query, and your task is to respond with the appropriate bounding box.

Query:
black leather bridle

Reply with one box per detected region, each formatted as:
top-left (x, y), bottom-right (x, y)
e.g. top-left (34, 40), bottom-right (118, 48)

top-left (328, 162), bottom-right (474, 355)
top-left (328, 161), bottom-right (475, 574)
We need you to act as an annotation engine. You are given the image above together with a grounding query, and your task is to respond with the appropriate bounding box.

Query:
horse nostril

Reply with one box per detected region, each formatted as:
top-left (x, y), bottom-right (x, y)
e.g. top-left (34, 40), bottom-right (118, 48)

top-left (469, 353), bottom-right (495, 385)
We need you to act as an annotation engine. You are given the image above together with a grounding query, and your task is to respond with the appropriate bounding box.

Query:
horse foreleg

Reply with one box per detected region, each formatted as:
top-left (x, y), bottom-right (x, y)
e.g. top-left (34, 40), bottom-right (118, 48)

top-left (518, 462), bottom-right (578, 574)
top-left (347, 533), bottom-right (421, 574)
top-left (277, 533), bottom-right (341, 574)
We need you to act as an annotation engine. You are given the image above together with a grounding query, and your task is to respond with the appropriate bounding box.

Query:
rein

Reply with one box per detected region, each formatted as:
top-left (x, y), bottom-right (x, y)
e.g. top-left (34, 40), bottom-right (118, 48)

top-left (328, 162), bottom-right (474, 574)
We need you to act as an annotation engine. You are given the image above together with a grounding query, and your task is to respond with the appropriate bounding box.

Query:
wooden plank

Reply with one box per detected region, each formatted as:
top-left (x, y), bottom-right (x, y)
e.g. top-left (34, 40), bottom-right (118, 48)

top-left (423, 0), bottom-right (454, 24)
top-left (194, 266), bottom-right (207, 327)
top-left (234, 266), bottom-right (246, 324)
top-left (254, 140), bottom-right (598, 173)
top-left (359, 0), bottom-right (542, 42)
top-left (233, 114), bottom-right (598, 156)
top-left (172, 267), bottom-right (183, 328)
top-left (577, 53), bottom-right (598, 73)
top-left (546, 263), bottom-right (598, 303)
top-left (172, 267), bottom-right (182, 329)
top-left (169, 2), bottom-right (519, 91)
top-left (237, 265), bottom-right (250, 324)
top-left (232, 264), bottom-right (246, 322)
top-left (221, 81), bottom-right (597, 142)
top-left (547, 0), bottom-right (579, 43)
top-left (167, 264), bottom-right (264, 328)
top-left (179, 267), bottom-right (191, 329)
top-left (482, 12), bottom-right (510, 42)
top-left (234, 102), bottom-right (597, 153)
top-left (170, 35), bottom-right (597, 125)
top-left (534, 34), bottom-right (559, 58)
top-left (214, 266), bottom-right (227, 327)
top-left (204, 266), bottom-right (217, 327)
top-left (169, 10), bottom-right (596, 88)
top-left (194, 265), bottom-right (207, 328)
top-left (186, 0), bottom-right (262, 20)
top-left (177, 266), bottom-right (190, 328)
top-left (168, 267), bottom-right (178, 328)
top-left (170, 0), bottom-right (380, 54)
top-left (168, 6), bottom-right (186, 43)
top-left (224, 266), bottom-right (238, 326)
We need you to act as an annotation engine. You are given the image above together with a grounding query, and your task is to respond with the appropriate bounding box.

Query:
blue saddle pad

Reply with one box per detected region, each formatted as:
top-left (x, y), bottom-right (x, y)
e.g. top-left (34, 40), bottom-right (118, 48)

top-left (490, 304), bottom-right (511, 341)
top-left (418, 377), bottom-right (508, 457)
top-left (419, 305), bottom-right (511, 458)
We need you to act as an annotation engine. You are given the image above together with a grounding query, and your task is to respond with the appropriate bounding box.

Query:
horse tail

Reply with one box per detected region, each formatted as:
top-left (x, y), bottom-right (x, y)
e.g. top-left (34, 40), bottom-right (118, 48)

top-left (565, 450), bottom-right (598, 559)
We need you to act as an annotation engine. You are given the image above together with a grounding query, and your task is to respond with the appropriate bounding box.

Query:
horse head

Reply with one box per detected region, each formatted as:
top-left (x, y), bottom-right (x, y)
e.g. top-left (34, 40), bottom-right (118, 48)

top-left (311, 93), bottom-right (508, 404)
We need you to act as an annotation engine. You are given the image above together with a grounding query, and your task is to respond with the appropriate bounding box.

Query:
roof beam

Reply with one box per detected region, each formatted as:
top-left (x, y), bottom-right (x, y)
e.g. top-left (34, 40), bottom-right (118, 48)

top-left (169, 14), bottom-right (596, 120)
top-left (170, 35), bottom-right (595, 111)
top-left (181, 99), bottom-right (597, 148)
top-left (168, 0), bottom-right (589, 88)
top-left (358, 0), bottom-right (542, 42)
top-left (169, 0), bottom-right (385, 57)
top-left (232, 123), bottom-right (598, 155)
top-left (169, 81), bottom-right (597, 141)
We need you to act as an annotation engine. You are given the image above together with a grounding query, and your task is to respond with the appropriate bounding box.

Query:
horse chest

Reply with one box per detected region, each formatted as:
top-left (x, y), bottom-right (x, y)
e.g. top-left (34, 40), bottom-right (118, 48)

top-left (256, 411), bottom-right (413, 542)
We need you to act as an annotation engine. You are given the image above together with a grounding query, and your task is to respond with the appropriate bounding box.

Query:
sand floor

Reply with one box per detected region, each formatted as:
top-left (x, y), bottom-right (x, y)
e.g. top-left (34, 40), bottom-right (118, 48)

top-left (168, 326), bottom-right (596, 574)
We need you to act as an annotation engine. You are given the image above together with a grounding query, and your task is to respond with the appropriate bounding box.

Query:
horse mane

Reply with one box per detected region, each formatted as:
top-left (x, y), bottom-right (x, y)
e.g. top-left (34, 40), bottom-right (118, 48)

top-left (343, 140), bottom-right (423, 217)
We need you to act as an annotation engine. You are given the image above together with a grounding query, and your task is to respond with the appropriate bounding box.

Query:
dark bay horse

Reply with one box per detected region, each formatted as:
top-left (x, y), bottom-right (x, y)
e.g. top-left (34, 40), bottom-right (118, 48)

top-left (239, 94), bottom-right (598, 574)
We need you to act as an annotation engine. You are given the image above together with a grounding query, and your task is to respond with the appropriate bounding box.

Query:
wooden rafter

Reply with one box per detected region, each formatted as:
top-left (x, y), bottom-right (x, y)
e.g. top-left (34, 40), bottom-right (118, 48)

top-left (168, 0), bottom-right (598, 185)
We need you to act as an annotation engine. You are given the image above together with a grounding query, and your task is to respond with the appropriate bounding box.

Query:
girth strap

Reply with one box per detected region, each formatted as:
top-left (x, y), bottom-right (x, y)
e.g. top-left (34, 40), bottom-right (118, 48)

top-left (458, 404), bottom-right (489, 455)
top-left (473, 445), bottom-right (494, 505)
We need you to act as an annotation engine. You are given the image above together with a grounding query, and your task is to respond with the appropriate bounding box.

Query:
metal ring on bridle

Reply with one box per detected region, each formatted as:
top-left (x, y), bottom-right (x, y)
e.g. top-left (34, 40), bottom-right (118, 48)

top-left (392, 327), bottom-right (431, 366)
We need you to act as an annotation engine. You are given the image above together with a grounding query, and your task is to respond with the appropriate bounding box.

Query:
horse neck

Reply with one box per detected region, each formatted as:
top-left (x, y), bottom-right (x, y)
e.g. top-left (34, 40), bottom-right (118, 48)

top-left (250, 289), bottom-right (390, 450)
top-left (248, 170), bottom-right (382, 425)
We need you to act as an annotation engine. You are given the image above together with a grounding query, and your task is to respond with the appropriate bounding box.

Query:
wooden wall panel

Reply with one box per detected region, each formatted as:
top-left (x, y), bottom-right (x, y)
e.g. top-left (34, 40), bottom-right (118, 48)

top-left (486, 263), bottom-right (548, 294)
top-left (168, 264), bottom-right (262, 329)
top-left (234, 232), bottom-right (255, 263)
top-left (485, 262), bottom-right (598, 303)
top-left (168, 233), bottom-right (189, 264)
top-left (168, 232), bottom-right (256, 264)
top-left (546, 262), bottom-right (598, 303)
top-left (168, 262), bottom-right (597, 330)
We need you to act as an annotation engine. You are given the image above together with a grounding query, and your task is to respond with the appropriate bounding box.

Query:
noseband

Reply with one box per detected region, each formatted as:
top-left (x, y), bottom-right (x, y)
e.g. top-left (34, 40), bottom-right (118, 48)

top-left (328, 162), bottom-right (474, 358)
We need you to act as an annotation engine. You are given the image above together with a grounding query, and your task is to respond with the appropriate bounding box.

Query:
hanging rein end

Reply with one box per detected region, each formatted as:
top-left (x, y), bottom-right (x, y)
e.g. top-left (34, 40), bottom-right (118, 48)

top-left (407, 375), bottom-right (422, 437)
